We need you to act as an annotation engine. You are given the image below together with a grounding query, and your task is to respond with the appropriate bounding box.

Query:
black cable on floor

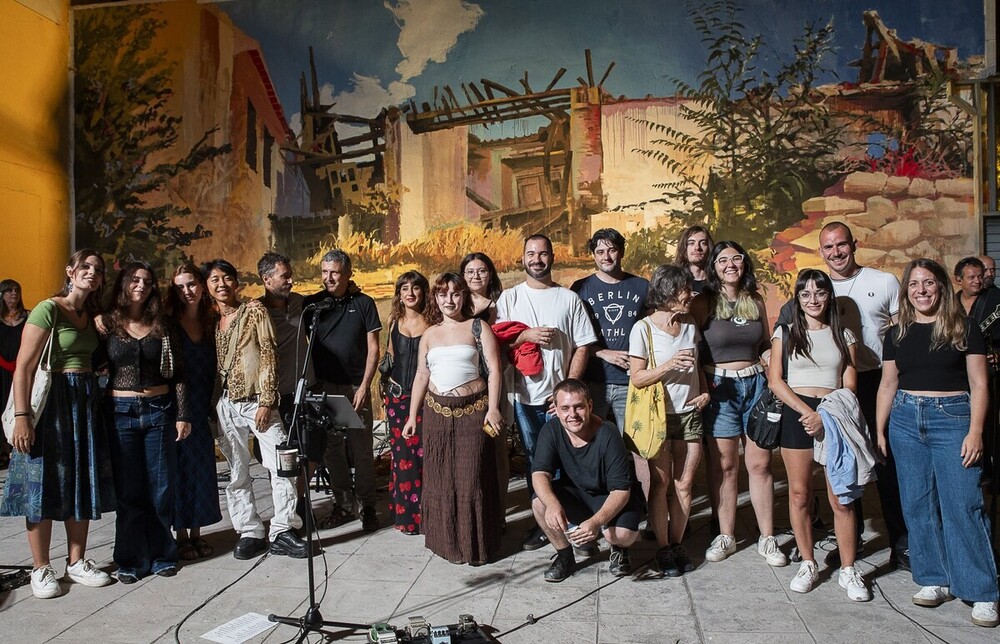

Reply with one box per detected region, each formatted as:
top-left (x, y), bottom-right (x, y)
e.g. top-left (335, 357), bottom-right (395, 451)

top-left (172, 552), bottom-right (271, 643)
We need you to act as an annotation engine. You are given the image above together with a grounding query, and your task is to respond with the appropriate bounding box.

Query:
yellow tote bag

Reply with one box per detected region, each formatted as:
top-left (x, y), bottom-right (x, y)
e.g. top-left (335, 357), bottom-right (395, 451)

top-left (623, 319), bottom-right (667, 459)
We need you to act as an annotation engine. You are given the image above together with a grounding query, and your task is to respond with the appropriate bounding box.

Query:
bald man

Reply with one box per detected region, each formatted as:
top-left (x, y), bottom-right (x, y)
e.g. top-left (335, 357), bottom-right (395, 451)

top-left (980, 255), bottom-right (996, 290)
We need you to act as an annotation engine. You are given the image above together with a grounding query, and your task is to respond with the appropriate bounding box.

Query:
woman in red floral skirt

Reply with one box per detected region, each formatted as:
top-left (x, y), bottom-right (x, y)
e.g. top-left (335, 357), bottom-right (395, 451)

top-left (384, 272), bottom-right (429, 534)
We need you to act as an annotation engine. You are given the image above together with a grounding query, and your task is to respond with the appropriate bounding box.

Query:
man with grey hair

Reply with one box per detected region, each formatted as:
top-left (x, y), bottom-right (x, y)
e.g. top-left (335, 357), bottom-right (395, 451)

top-left (304, 249), bottom-right (382, 532)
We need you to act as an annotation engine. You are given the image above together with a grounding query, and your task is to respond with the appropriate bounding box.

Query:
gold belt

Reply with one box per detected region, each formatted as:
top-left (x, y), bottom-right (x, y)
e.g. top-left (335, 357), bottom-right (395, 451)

top-left (425, 393), bottom-right (488, 418)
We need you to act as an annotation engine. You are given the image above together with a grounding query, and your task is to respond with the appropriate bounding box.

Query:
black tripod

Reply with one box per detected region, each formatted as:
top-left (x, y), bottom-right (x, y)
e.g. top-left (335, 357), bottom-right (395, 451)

top-left (267, 303), bottom-right (368, 643)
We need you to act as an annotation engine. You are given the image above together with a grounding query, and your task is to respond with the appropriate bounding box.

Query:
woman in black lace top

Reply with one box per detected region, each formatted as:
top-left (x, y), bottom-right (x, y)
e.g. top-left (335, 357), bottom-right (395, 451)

top-left (99, 262), bottom-right (188, 583)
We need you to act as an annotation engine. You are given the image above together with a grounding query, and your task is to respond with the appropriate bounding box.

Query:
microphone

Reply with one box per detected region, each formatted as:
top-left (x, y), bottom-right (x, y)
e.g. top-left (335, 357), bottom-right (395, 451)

top-left (304, 299), bottom-right (336, 312)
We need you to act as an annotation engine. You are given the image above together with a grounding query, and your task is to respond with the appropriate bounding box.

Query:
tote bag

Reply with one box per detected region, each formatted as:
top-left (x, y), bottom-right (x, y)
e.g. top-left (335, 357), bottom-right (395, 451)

top-left (2, 300), bottom-right (56, 441)
top-left (623, 319), bottom-right (668, 460)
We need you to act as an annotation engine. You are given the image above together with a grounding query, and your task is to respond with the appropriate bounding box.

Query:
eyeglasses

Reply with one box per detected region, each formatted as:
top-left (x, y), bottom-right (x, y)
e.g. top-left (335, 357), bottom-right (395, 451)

top-left (464, 269), bottom-right (489, 277)
top-left (715, 254), bottom-right (745, 267)
top-left (797, 291), bottom-right (830, 302)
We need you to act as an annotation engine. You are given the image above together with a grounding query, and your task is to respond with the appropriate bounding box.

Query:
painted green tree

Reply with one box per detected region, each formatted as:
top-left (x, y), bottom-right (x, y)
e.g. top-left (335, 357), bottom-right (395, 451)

top-left (74, 5), bottom-right (229, 271)
top-left (631, 0), bottom-right (849, 260)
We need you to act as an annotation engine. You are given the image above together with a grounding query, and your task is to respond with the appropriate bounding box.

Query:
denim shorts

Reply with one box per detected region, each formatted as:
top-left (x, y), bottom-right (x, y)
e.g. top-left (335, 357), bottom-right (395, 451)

top-left (703, 370), bottom-right (767, 439)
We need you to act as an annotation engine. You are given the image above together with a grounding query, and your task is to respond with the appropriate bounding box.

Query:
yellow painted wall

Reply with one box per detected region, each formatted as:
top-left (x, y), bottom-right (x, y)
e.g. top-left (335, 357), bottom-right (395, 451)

top-left (0, 0), bottom-right (71, 307)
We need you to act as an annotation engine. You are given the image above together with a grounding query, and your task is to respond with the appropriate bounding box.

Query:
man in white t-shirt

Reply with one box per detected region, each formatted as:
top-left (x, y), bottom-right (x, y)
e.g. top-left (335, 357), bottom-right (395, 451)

top-left (497, 234), bottom-right (597, 549)
top-left (777, 221), bottom-right (908, 569)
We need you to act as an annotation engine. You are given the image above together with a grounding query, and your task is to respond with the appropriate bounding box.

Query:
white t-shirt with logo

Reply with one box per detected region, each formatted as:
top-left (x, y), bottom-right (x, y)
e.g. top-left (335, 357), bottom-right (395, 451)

top-left (832, 267), bottom-right (899, 372)
top-left (496, 282), bottom-right (598, 405)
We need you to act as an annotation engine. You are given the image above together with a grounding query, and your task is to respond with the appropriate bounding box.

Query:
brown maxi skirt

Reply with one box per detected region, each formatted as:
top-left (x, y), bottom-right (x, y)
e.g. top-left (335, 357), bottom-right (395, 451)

top-left (421, 390), bottom-right (502, 564)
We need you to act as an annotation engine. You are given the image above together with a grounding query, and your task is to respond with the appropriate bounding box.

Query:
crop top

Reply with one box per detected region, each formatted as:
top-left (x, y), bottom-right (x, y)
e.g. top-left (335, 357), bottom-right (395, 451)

top-left (882, 320), bottom-right (986, 392)
top-left (771, 326), bottom-right (855, 390)
top-left (426, 344), bottom-right (480, 392)
top-left (701, 316), bottom-right (766, 364)
top-left (106, 331), bottom-right (189, 421)
top-left (26, 300), bottom-right (98, 370)
top-left (389, 325), bottom-right (422, 393)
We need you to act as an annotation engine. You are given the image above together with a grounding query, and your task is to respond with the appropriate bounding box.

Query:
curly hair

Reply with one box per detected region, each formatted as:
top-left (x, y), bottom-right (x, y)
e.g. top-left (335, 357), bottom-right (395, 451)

top-left (646, 265), bottom-right (693, 311)
top-left (424, 272), bottom-right (475, 325)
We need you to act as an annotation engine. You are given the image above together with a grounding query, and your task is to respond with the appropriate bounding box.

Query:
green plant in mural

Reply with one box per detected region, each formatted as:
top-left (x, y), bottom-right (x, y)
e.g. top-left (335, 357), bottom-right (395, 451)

top-left (74, 5), bottom-right (230, 270)
top-left (630, 0), bottom-right (847, 258)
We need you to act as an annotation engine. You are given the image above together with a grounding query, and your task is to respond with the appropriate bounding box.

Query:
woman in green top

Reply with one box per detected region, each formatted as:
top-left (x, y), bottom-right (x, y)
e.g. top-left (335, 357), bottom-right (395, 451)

top-left (0, 249), bottom-right (116, 599)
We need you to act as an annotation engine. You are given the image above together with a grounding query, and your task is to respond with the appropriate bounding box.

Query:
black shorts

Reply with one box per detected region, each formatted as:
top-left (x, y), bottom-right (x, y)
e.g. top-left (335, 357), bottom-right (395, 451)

top-left (548, 479), bottom-right (642, 531)
top-left (780, 393), bottom-right (821, 450)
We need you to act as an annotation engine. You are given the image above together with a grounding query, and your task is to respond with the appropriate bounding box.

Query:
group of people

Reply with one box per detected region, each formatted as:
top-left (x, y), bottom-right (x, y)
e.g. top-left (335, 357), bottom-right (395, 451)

top-left (1, 222), bottom-right (997, 629)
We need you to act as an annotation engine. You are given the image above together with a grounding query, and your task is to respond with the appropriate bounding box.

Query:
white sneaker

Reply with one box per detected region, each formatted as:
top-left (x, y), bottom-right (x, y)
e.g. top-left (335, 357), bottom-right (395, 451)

top-left (972, 601), bottom-right (999, 628)
top-left (789, 560), bottom-right (819, 593)
top-left (912, 585), bottom-right (954, 607)
top-left (705, 534), bottom-right (736, 562)
top-left (30, 564), bottom-right (62, 599)
top-left (757, 535), bottom-right (789, 567)
top-left (65, 558), bottom-right (112, 587)
top-left (838, 566), bottom-right (872, 602)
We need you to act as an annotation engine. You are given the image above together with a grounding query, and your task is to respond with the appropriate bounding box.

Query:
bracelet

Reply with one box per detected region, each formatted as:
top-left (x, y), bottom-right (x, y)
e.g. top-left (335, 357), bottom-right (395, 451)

top-left (13, 411), bottom-right (33, 418)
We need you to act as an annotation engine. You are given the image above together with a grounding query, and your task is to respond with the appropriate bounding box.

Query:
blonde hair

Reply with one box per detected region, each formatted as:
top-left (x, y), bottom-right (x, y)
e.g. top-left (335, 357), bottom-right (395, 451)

top-left (713, 292), bottom-right (761, 321)
top-left (896, 258), bottom-right (967, 350)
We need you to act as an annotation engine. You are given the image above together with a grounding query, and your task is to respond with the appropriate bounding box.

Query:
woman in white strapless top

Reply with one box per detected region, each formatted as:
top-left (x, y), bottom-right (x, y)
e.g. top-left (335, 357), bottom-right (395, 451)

top-left (403, 272), bottom-right (504, 564)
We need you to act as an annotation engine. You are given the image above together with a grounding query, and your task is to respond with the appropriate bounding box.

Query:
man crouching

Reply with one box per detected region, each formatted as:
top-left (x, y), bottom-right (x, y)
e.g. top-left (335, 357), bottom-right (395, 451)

top-left (531, 378), bottom-right (640, 582)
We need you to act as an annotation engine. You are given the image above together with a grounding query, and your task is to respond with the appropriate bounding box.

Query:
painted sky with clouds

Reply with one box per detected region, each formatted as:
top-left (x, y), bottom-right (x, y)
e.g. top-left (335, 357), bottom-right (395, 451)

top-left (222, 0), bottom-right (985, 135)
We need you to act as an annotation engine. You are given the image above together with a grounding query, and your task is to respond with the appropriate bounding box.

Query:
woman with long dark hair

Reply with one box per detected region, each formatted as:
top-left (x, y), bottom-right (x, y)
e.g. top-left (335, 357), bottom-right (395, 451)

top-left (0, 279), bottom-right (28, 466)
top-left (403, 272), bottom-right (504, 564)
top-left (876, 258), bottom-right (999, 627)
top-left (768, 269), bottom-right (869, 600)
top-left (385, 270), bottom-right (430, 535)
top-left (692, 241), bottom-right (785, 568)
top-left (166, 262), bottom-right (222, 560)
top-left (100, 262), bottom-right (189, 583)
top-left (460, 252), bottom-right (503, 324)
top-left (0, 249), bottom-right (114, 598)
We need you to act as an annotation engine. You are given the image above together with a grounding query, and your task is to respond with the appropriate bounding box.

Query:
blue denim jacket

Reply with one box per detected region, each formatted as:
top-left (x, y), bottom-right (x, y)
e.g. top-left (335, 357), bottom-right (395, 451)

top-left (819, 409), bottom-right (865, 504)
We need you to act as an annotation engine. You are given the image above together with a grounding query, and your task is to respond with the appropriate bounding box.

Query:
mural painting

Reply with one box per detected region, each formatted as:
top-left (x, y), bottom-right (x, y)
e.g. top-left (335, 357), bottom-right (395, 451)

top-left (72, 0), bottom-right (985, 312)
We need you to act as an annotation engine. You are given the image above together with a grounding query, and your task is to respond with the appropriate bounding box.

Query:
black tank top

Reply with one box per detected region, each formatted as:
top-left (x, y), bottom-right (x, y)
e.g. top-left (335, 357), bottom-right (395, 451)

top-left (390, 325), bottom-right (422, 393)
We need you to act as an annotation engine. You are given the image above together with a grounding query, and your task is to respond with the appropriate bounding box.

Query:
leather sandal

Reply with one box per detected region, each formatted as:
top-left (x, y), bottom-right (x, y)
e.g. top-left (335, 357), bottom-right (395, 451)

top-left (177, 540), bottom-right (200, 561)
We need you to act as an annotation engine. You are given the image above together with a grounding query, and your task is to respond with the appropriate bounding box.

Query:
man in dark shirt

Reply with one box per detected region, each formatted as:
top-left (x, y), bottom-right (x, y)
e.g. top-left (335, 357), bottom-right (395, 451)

top-left (303, 249), bottom-right (381, 532)
top-left (531, 379), bottom-right (640, 582)
top-left (570, 228), bottom-right (649, 431)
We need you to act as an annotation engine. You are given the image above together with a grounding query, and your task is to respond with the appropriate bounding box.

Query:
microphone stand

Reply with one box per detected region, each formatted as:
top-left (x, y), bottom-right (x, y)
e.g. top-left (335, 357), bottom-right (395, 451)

top-left (268, 303), bottom-right (368, 642)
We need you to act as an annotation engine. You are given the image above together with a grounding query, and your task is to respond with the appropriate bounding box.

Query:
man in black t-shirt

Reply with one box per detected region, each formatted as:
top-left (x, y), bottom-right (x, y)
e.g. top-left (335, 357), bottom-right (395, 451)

top-left (531, 379), bottom-right (640, 582)
top-left (303, 249), bottom-right (382, 532)
top-left (570, 228), bottom-right (648, 431)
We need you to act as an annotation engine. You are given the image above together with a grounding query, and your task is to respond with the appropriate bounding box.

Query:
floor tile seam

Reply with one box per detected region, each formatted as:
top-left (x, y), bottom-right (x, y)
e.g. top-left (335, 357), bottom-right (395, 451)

top-left (681, 574), bottom-right (707, 642)
top-left (386, 549), bottom-right (435, 623)
top-left (42, 585), bottom-right (149, 644)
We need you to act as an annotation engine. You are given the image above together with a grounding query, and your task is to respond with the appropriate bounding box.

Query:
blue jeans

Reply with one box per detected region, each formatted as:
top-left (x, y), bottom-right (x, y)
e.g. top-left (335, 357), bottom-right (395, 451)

top-left (889, 391), bottom-right (998, 601)
top-left (703, 370), bottom-right (766, 438)
top-left (513, 401), bottom-right (554, 496)
top-left (108, 394), bottom-right (178, 577)
top-left (587, 382), bottom-right (629, 433)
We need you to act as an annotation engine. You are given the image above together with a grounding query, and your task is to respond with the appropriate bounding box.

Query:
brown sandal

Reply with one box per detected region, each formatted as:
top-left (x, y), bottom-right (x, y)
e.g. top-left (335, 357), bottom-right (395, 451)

top-left (178, 540), bottom-right (200, 561)
top-left (191, 538), bottom-right (214, 558)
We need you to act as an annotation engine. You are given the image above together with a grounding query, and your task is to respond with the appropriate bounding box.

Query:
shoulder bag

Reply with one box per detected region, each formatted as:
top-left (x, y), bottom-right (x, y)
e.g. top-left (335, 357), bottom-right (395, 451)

top-left (623, 319), bottom-right (668, 459)
top-left (747, 324), bottom-right (788, 450)
top-left (378, 322), bottom-right (394, 395)
top-left (2, 300), bottom-right (57, 441)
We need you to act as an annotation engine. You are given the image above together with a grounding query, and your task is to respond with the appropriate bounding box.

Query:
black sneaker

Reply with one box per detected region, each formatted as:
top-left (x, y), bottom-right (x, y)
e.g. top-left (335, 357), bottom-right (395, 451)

top-left (573, 542), bottom-right (600, 558)
top-left (269, 531), bottom-right (314, 558)
top-left (153, 567), bottom-right (177, 578)
top-left (233, 536), bottom-right (268, 560)
top-left (892, 548), bottom-right (911, 572)
top-left (361, 506), bottom-right (380, 533)
top-left (609, 545), bottom-right (632, 577)
top-left (544, 553), bottom-right (575, 582)
top-left (656, 546), bottom-right (681, 577)
top-left (522, 526), bottom-right (549, 551)
top-left (672, 544), bottom-right (695, 573)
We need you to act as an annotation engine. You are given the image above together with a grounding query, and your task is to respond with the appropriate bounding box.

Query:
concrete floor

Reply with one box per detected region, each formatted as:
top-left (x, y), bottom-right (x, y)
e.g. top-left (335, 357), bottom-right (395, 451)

top-left (0, 452), bottom-right (995, 643)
